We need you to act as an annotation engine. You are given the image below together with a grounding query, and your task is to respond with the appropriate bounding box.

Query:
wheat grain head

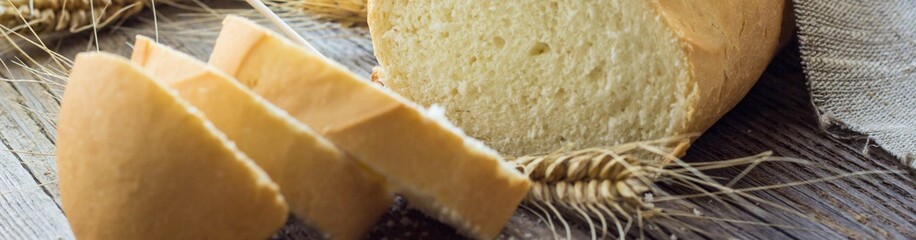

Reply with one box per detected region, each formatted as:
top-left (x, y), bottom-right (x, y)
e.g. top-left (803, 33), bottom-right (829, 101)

top-left (0, 0), bottom-right (146, 35)
top-left (510, 139), bottom-right (681, 239)
top-left (507, 136), bottom-right (817, 239)
top-left (267, 0), bottom-right (367, 27)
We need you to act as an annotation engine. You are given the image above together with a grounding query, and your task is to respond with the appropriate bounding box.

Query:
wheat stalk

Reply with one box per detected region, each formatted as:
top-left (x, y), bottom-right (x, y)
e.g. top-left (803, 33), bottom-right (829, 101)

top-left (267, 0), bottom-right (367, 27)
top-left (509, 138), bottom-right (684, 239)
top-left (0, 0), bottom-right (145, 37)
top-left (507, 136), bottom-right (829, 239)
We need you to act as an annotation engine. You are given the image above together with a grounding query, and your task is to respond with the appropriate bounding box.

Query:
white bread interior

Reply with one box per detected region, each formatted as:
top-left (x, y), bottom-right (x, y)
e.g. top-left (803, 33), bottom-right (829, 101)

top-left (369, 0), bottom-right (787, 156)
top-left (56, 52), bottom-right (288, 239)
top-left (130, 36), bottom-right (393, 240)
top-left (209, 15), bottom-right (530, 239)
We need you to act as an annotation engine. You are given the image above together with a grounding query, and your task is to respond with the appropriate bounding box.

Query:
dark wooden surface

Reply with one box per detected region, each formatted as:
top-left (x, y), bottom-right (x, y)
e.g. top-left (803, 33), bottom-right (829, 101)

top-left (668, 45), bottom-right (915, 240)
top-left (0, 3), bottom-right (913, 239)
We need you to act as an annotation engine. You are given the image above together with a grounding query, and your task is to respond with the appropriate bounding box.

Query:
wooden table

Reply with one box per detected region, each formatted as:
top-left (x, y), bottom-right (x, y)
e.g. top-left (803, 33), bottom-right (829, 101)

top-left (0, 4), bottom-right (913, 239)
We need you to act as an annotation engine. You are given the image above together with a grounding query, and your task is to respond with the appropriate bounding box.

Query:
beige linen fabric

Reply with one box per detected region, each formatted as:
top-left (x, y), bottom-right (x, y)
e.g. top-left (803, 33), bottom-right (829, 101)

top-left (795, 0), bottom-right (916, 168)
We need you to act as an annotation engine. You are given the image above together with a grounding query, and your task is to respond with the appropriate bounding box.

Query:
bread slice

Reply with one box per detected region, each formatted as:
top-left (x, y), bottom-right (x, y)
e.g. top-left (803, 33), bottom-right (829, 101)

top-left (209, 15), bottom-right (530, 239)
top-left (368, 0), bottom-right (788, 156)
top-left (56, 52), bottom-right (287, 239)
top-left (129, 36), bottom-right (393, 240)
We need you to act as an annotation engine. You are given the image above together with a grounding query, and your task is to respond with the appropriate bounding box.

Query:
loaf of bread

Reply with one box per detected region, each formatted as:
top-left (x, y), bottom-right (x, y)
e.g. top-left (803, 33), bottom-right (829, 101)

top-left (130, 36), bottom-right (392, 240)
top-left (368, 0), bottom-right (788, 156)
top-left (56, 53), bottom-right (288, 239)
top-left (209, 15), bottom-right (530, 239)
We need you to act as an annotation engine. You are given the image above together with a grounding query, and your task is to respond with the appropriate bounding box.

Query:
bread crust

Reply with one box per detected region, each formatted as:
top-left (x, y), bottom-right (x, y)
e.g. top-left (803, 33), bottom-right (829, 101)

top-left (652, 0), bottom-right (788, 137)
top-left (57, 53), bottom-right (288, 239)
top-left (132, 37), bottom-right (393, 240)
top-left (210, 16), bottom-right (531, 239)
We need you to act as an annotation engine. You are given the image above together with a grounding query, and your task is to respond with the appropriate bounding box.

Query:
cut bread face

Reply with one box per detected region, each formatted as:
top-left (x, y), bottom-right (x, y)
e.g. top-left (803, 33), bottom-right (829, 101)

top-left (130, 36), bottom-right (392, 240)
top-left (56, 52), bottom-right (287, 239)
top-left (369, 1), bottom-right (694, 156)
top-left (209, 15), bottom-right (531, 239)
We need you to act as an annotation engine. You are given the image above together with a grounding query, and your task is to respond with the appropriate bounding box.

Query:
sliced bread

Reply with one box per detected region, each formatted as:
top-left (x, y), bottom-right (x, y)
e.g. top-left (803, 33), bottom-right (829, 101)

top-left (56, 52), bottom-right (288, 239)
top-left (130, 36), bottom-right (393, 240)
top-left (209, 15), bottom-right (530, 239)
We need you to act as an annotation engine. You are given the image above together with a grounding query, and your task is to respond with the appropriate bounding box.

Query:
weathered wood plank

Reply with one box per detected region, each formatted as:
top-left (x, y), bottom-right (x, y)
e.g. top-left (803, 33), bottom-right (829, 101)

top-left (0, 146), bottom-right (72, 239)
top-left (0, 79), bottom-right (72, 239)
top-left (672, 46), bottom-right (916, 239)
top-left (0, 79), bottom-right (62, 205)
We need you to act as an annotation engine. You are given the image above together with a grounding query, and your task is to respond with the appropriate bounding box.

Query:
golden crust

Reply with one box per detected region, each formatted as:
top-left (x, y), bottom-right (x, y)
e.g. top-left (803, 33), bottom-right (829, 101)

top-left (651, 0), bottom-right (788, 137)
top-left (209, 17), bottom-right (402, 134)
top-left (210, 15), bottom-right (530, 239)
top-left (323, 103), bottom-right (532, 238)
top-left (57, 52), bottom-right (287, 239)
top-left (131, 37), bottom-right (393, 240)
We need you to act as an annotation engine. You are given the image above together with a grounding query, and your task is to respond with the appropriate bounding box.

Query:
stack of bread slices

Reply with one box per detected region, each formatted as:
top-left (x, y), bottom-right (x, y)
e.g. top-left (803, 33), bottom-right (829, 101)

top-left (56, 15), bottom-right (529, 240)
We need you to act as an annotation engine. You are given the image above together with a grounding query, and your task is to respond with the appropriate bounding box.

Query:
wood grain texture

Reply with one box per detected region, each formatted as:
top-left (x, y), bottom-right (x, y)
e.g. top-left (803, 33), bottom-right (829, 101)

top-left (647, 45), bottom-right (916, 240)
top-left (0, 3), bottom-right (913, 239)
top-left (0, 64), bottom-right (71, 239)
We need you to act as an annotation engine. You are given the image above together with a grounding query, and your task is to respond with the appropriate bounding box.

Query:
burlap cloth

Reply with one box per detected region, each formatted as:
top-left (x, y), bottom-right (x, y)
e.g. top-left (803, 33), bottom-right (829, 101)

top-left (794, 0), bottom-right (916, 169)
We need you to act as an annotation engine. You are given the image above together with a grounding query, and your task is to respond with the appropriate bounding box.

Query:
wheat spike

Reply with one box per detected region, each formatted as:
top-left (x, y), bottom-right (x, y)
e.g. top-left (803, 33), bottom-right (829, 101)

top-left (508, 136), bottom-right (808, 239)
top-left (267, 0), bottom-right (367, 27)
top-left (0, 0), bottom-right (145, 35)
top-left (511, 140), bottom-right (675, 239)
